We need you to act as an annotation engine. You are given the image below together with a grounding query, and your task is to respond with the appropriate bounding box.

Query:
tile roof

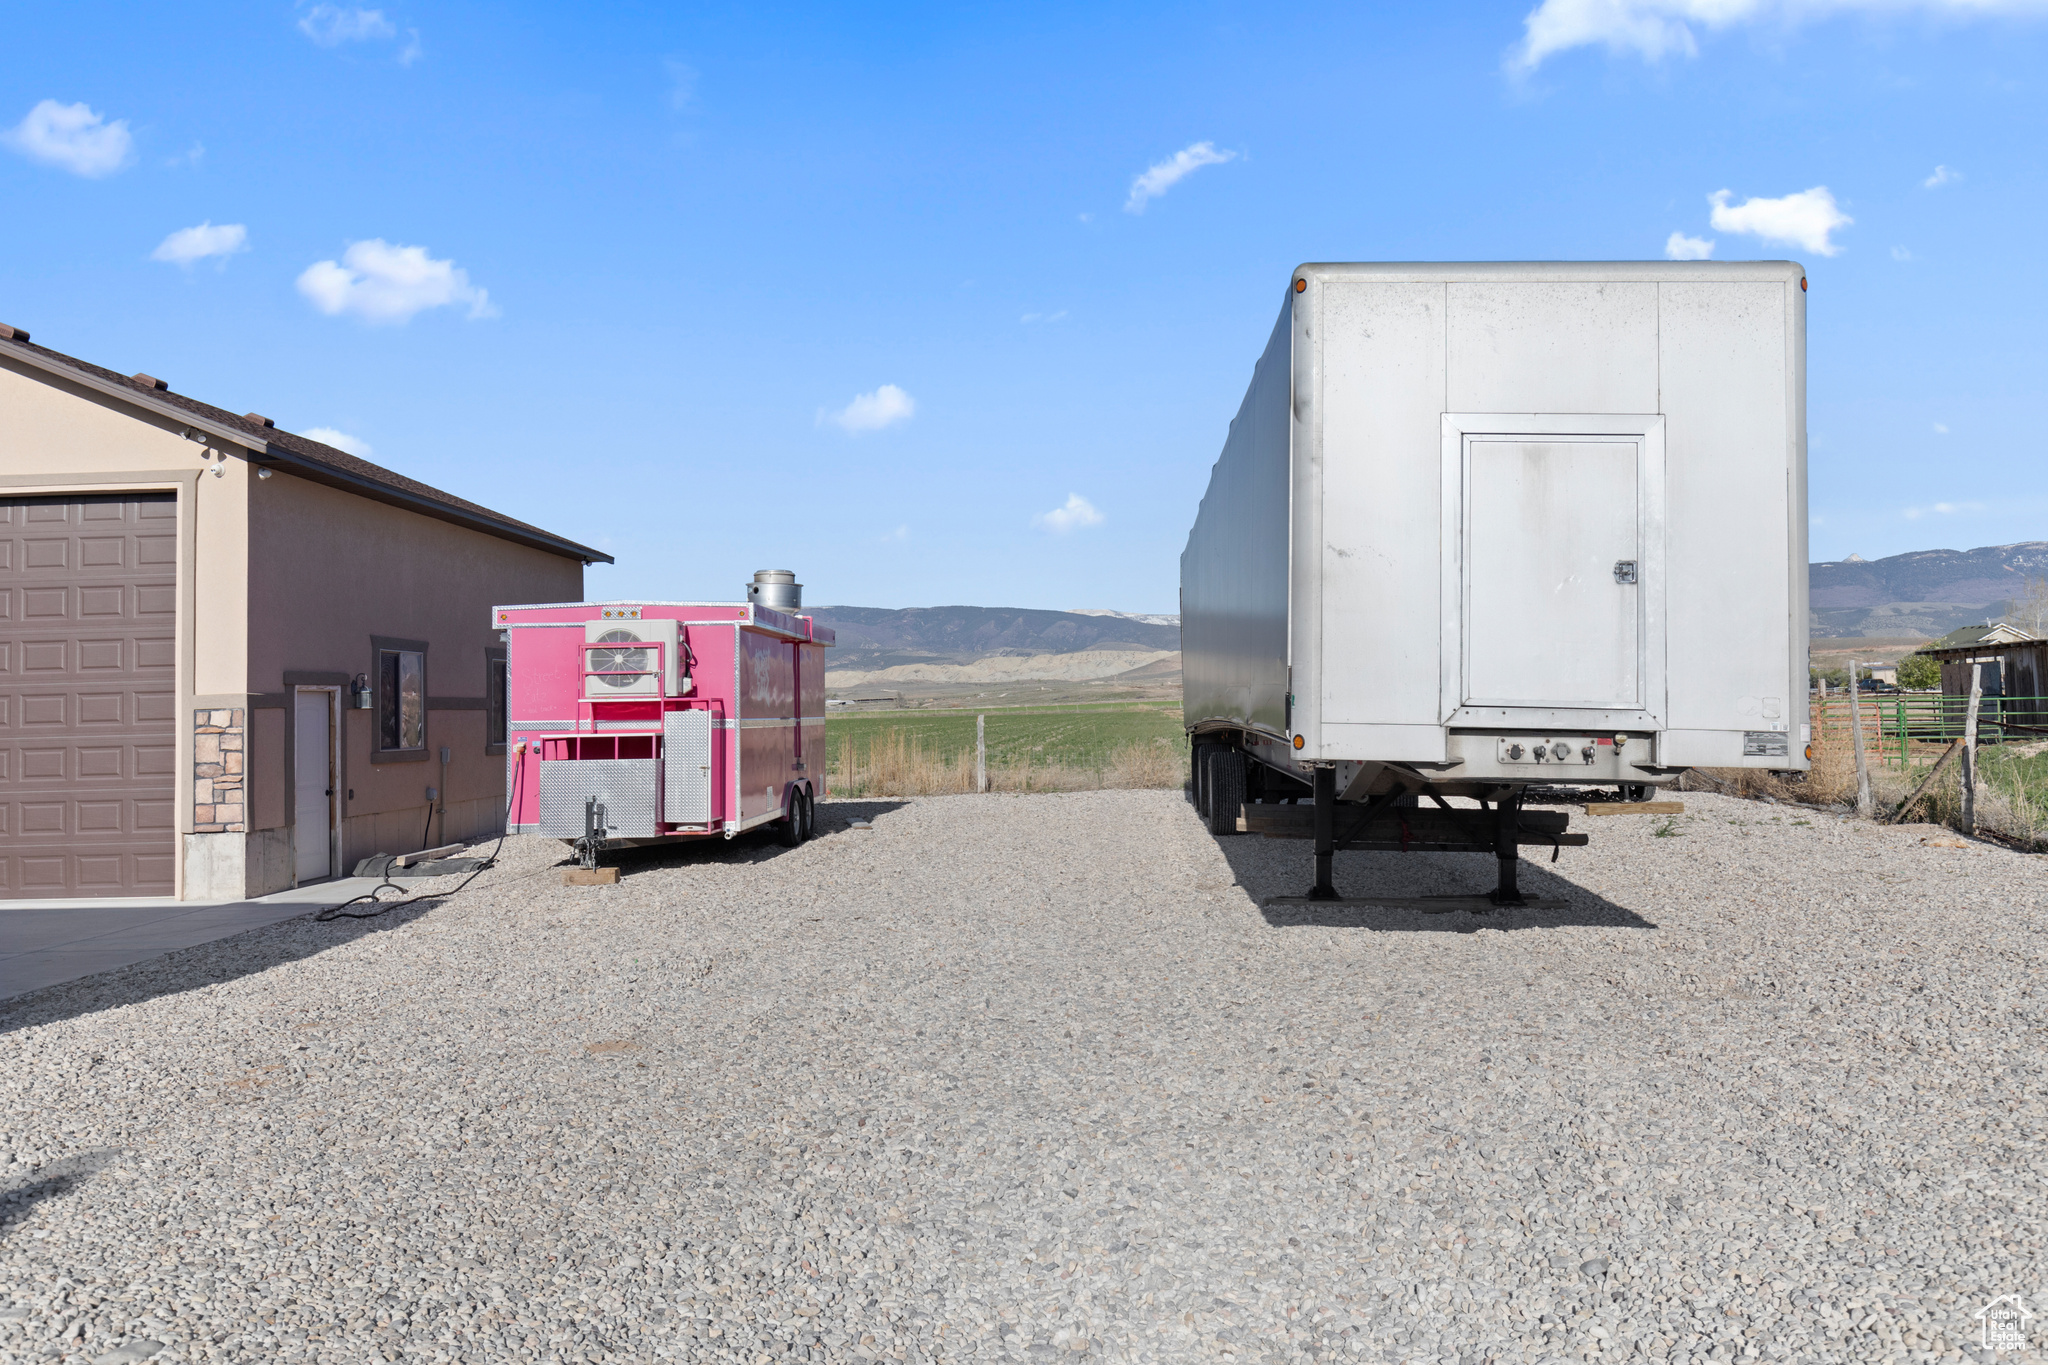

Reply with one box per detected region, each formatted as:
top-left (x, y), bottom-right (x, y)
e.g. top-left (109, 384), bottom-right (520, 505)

top-left (0, 329), bottom-right (611, 564)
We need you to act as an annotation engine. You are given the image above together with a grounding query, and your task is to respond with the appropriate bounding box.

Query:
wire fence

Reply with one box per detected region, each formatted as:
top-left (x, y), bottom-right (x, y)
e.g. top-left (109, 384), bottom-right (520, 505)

top-left (1810, 692), bottom-right (2048, 770)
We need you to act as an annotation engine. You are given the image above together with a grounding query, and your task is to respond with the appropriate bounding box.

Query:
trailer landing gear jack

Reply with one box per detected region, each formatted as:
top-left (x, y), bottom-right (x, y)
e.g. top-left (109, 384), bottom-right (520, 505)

top-left (1308, 766), bottom-right (1340, 900)
top-left (573, 796), bottom-right (609, 871)
top-left (1295, 775), bottom-right (1535, 911)
top-left (1488, 791), bottom-right (1525, 910)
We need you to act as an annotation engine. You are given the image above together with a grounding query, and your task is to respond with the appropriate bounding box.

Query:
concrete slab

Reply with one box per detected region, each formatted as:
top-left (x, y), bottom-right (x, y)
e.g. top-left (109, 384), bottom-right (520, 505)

top-left (0, 879), bottom-right (390, 1002)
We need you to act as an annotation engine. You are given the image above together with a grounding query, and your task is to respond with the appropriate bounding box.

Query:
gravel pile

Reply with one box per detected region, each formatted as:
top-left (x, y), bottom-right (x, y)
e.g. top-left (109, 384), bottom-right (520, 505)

top-left (0, 790), bottom-right (2042, 1365)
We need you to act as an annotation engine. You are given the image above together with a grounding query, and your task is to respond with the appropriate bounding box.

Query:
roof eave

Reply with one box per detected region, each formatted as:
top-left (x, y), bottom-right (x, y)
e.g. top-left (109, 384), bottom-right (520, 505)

top-left (253, 444), bottom-right (613, 564)
top-left (0, 336), bottom-right (258, 451)
top-left (0, 336), bottom-right (613, 566)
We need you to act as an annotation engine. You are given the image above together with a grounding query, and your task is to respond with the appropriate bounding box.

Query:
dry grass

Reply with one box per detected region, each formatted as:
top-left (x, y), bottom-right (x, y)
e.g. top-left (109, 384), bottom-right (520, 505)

top-left (830, 729), bottom-right (1187, 797)
top-left (1680, 715), bottom-right (2048, 848)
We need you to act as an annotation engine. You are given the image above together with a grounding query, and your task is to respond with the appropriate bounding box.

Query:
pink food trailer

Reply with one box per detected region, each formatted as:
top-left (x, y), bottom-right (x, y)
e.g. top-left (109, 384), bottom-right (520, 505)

top-left (494, 571), bottom-right (833, 865)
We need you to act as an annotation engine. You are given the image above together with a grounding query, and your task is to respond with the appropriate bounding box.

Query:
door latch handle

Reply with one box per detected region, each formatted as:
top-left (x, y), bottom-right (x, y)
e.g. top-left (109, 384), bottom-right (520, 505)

top-left (1613, 560), bottom-right (1638, 584)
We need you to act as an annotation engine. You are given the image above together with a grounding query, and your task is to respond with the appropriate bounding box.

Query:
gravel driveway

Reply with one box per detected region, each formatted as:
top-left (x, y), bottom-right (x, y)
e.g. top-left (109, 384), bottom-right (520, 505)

top-left (0, 790), bottom-right (2042, 1365)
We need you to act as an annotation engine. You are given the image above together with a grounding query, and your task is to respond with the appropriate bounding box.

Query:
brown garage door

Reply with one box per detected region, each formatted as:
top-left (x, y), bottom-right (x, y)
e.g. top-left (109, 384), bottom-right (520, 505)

top-left (0, 493), bottom-right (178, 897)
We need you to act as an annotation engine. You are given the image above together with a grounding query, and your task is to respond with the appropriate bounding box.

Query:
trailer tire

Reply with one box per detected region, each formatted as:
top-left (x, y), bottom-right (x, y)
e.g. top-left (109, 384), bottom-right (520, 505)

top-left (1206, 749), bottom-right (1245, 836)
top-left (777, 791), bottom-right (805, 847)
top-left (1191, 741), bottom-right (1215, 815)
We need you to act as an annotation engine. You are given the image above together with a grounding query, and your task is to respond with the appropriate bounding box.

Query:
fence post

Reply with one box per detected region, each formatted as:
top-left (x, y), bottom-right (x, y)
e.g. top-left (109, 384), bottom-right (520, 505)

top-left (1962, 664), bottom-right (1982, 836)
top-left (976, 713), bottom-right (987, 794)
top-left (1849, 662), bottom-right (1873, 818)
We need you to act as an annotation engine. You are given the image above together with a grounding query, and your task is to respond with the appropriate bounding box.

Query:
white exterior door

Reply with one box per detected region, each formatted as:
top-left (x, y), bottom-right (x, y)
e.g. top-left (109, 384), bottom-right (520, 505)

top-left (293, 689), bottom-right (335, 882)
top-left (1463, 438), bottom-right (1643, 710)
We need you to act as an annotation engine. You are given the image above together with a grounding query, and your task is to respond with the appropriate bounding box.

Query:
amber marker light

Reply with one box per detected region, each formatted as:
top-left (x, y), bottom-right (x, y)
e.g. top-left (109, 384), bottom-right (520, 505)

top-left (1294, 278), bottom-right (1306, 293)
top-left (1800, 277), bottom-right (1808, 292)
top-left (1805, 744), bottom-right (1815, 761)
top-left (1292, 734), bottom-right (1305, 750)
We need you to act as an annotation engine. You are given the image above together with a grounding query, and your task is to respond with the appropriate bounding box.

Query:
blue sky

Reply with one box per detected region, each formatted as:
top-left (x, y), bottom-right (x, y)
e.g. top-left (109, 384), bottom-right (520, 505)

top-left (4, 1), bottom-right (2045, 612)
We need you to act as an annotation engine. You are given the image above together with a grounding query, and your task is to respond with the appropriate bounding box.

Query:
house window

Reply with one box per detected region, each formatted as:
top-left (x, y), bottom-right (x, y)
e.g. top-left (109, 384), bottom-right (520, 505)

top-left (380, 648), bottom-right (426, 751)
top-left (486, 648), bottom-right (509, 752)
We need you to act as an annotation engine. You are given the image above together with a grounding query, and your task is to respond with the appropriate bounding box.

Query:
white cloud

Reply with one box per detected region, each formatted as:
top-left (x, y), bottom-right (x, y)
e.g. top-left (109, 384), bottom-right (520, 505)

top-left (1902, 500), bottom-right (1981, 519)
top-left (821, 384), bottom-right (916, 433)
top-left (1034, 493), bottom-right (1104, 534)
top-left (878, 524), bottom-right (910, 543)
top-left (1891, 245), bottom-right (1914, 261)
top-left (166, 141), bottom-right (205, 168)
top-left (296, 240), bottom-right (495, 324)
top-left (1510, 0), bottom-right (2048, 71)
top-left (2, 100), bottom-right (133, 178)
top-left (1708, 186), bottom-right (1852, 256)
top-left (1664, 231), bottom-right (1715, 260)
top-left (398, 28), bottom-right (423, 65)
top-left (151, 222), bottom-right (249, 268)
top-left (1020, 310), bottom-right (1068, 324)
top-left (298, 5), bottom-right (397, 44)
top-left (1124, 141), bottom-right (1236, 214)
top-left (302, 427), bottom-right (374, 458)
top-left (1932, 422), bottom-right (1949, 433)
top-left (1923, 164), bottom-right (1959, 188)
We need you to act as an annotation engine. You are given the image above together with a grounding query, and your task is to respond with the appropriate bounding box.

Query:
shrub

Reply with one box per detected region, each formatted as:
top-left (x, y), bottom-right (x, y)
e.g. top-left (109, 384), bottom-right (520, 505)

top-left (1895, 652), bottom-right (1940, 690)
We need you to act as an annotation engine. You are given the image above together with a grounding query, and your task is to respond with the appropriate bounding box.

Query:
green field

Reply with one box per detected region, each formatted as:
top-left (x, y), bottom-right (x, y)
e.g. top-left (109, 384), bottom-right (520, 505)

top-left (825, 702), bottom-right (1187, 770)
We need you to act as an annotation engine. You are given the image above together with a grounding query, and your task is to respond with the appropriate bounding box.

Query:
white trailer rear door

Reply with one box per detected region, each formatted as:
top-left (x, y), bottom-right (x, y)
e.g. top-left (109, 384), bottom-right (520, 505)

top-left (1464, 438), bottom-right (1641, 709)
top-left (1441, 413), bottom-right (1666, 732)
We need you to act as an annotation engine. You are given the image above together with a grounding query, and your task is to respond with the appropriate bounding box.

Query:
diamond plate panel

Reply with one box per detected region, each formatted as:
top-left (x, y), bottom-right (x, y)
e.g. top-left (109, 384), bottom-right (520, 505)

top-left (538, 759), bottom-right (659, 838)
top-left (664, 709), bottom-right (714, 824)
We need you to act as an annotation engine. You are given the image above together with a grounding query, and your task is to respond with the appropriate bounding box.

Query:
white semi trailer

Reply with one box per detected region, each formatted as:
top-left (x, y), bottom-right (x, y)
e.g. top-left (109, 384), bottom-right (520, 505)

top-left (1182, 262), bottom-right (1810, 905)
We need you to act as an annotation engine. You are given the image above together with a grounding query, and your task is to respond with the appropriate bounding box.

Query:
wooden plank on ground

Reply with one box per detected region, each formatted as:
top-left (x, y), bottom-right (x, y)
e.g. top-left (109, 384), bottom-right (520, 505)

top-left (396, 842), bottom-right (465, 867)
top-left (562, 867), bottom-right (620, 885)
top-left (1584, 801), bottom-right (1684, 816)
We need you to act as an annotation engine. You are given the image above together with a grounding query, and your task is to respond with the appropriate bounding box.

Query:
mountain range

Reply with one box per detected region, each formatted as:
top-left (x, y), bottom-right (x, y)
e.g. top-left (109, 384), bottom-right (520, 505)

top-left (806, 606), bottom-right (1180, 672)
top-left (807, 541), bottom-right (2048, 671)
top-left (1809, 541), bottom-right (2048, 638)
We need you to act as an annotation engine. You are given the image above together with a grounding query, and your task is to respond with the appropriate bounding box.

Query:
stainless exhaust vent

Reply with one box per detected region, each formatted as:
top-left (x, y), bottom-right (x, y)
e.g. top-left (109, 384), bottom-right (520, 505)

top-left (748, 569), bottom-right (802, 611)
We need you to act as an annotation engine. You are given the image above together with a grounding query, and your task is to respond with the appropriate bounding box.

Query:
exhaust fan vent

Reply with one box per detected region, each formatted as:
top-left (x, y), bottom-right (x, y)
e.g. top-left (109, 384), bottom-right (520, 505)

top-left (748, 569), bottom-right (802, 611)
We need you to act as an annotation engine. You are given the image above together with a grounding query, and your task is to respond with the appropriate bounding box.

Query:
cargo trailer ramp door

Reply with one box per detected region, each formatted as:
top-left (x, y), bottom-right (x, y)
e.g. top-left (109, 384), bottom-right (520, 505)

top-left (1441, 415), bottom-right (1665, 731)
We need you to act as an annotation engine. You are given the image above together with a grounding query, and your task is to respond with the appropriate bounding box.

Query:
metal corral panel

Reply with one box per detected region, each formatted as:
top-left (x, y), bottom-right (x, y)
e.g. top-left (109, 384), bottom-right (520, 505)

top-left (1184, 261), bottom-right (1808, 775)
top-left (663, 709), bottom-right (714, 824)
top-left (539, 759), bottom-right (660, 838)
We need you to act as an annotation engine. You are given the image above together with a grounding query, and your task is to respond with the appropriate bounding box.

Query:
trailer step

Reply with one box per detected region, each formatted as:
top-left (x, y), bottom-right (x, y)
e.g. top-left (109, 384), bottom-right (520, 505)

top-left (1264, 894), bottom-right (1569, 912)
top-left (1584, 801), bottom-right (1684, 816)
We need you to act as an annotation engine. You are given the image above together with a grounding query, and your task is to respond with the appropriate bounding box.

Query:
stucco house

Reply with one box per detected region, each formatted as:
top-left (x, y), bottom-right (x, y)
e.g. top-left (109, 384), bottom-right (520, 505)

top-left (1, 320), bottom-right (608, 901)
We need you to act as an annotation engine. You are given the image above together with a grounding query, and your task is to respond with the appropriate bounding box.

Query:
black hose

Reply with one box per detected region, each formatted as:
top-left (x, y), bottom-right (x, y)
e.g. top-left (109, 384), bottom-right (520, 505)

top-left (316, 759), bottom-right (524, 922)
